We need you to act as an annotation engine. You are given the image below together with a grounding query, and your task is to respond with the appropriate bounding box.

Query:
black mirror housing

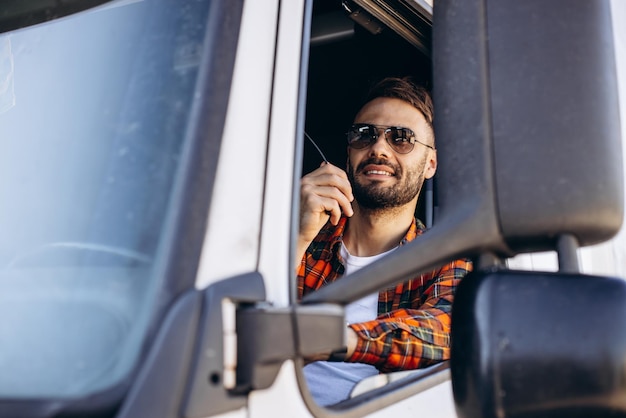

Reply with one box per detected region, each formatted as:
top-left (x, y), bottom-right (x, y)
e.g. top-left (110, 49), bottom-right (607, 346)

top-left (451, 270), bottom-right (626, 418)
top-left (433, 0), bottom-right (624, 255)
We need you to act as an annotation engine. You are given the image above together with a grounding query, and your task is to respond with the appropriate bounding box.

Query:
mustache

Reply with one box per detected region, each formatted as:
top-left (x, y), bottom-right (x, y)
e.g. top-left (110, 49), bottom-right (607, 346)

top-left (355, 157), bottom-right (399, 173)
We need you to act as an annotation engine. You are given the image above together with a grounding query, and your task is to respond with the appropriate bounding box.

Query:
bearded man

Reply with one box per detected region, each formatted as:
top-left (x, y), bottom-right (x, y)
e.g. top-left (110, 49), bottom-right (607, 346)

top-left (296, 77), bottom-right (472, 406)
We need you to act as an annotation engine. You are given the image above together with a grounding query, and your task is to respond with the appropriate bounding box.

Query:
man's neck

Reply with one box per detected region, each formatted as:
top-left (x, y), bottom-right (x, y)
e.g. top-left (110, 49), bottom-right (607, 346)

top-left (342, 203), bottom-right (416, 257)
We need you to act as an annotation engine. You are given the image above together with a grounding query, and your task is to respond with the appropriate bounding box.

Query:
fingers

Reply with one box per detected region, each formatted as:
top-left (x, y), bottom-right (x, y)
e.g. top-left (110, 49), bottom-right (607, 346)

top-left (302, 164), bottom-right (354, 209)
top-left (299, 163), bottom-right (354, 244)
top-left (301, 185), bottom-right (352, 221)
top-left (301, 165), bottom-right (354, 219)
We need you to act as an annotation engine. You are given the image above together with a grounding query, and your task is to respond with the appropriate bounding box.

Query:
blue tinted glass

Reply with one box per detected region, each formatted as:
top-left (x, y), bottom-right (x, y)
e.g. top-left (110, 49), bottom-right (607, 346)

top-left (0, 0), bottom-right (210, 398)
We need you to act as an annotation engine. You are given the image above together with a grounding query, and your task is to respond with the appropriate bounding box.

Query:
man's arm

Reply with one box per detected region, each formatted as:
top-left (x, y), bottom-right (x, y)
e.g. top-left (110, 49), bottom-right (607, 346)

top-left (344, 258), bottom-right (472, 373)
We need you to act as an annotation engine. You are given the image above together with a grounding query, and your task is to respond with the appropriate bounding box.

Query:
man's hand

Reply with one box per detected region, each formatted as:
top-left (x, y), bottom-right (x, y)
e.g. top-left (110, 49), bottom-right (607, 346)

top-left (296, 163), bottom-right (354, 268)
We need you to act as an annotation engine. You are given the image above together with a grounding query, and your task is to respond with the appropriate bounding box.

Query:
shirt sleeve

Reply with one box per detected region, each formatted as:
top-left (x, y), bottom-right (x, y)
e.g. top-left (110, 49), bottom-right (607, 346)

top-left (345, 258), bottom-right (472, 373)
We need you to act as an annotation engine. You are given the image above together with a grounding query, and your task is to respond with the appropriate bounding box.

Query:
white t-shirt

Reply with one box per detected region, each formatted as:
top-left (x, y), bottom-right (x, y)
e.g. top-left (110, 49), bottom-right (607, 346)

top-left (303, 242), bottom-right (397, 406)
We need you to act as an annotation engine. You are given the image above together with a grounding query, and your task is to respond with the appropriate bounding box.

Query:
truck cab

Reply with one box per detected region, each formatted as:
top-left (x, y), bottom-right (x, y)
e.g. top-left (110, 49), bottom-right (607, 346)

top-left (0, 0), bottom-right (624, 417)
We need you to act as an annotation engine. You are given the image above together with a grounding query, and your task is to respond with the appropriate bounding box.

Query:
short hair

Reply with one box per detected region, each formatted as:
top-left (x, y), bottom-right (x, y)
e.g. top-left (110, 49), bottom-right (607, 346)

top-left (362, 77), bottom-right (434, 129)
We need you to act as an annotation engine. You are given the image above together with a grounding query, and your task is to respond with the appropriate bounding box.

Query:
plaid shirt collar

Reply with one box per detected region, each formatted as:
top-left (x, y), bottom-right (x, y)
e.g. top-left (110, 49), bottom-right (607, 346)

top-left (310, 216), bottom-right (427, 267)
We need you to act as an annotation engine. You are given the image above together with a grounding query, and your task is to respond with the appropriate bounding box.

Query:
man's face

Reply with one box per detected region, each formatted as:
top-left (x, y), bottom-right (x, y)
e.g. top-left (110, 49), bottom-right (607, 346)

top-left (347, 97), bottom-right (437, 210)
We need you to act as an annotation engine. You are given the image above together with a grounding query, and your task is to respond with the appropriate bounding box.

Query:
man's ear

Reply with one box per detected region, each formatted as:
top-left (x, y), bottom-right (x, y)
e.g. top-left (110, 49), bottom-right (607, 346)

top-left (424, 149), bottom-right (437, 179)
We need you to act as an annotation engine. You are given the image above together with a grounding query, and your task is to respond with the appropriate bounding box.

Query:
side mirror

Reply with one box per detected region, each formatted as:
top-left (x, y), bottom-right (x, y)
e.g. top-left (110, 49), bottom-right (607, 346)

top-left (432, 0), bottom-right (623, 255)
top-left (438, 0), bottom-right (626, 416)
top-left (451, 270), bottom-right (626, 418)
top-left (0, 0), bottom-right (114, 34)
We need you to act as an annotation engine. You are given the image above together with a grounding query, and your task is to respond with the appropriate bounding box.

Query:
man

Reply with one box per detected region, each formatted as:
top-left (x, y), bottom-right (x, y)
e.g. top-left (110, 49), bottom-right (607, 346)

top-left (297, 77), bottom-right (472, 405)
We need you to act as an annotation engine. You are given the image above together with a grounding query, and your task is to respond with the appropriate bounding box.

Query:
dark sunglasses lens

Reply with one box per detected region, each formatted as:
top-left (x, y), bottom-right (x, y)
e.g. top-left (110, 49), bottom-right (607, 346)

top-left (347, 125), bottom-right (375, 149)
top-left (386, 128), bottom-right (414, 153)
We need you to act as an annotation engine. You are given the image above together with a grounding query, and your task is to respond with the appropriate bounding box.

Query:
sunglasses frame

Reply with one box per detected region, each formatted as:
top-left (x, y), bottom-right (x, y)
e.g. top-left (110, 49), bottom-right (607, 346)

top-left (346, 123), bottom-right (435, 154)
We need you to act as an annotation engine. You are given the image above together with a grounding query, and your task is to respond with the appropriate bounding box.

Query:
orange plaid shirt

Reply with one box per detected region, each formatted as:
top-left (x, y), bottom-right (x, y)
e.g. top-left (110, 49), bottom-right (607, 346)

top-left (298, 217), bottom-right (472, 373)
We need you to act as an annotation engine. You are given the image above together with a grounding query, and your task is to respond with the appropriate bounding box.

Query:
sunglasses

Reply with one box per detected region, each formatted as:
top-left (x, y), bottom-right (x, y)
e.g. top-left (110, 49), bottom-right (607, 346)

top-left (346, 123), bottom-right (434, 154)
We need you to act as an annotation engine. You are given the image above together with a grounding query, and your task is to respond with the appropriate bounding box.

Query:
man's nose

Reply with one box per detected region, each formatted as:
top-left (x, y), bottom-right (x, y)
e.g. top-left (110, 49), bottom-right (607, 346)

top-left (368, 133), bottom-right (392, 157)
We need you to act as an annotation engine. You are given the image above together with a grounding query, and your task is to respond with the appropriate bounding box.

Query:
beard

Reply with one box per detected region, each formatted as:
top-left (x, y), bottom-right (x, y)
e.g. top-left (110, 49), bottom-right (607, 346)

top-left (347, 156), bottom-right (427, 210)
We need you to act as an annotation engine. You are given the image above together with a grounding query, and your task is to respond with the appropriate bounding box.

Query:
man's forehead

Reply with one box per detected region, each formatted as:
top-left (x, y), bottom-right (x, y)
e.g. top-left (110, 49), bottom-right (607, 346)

top-left (355, 97), bottom-right (428, 126)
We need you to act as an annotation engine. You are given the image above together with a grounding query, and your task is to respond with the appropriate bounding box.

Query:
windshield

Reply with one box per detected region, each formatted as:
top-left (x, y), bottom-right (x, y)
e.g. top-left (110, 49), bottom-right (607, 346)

top-left (0, 0), bottom-right (210, 398)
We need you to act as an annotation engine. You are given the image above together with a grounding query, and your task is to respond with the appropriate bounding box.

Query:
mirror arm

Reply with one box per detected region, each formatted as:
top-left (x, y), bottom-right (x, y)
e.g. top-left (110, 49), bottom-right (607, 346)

top-left (556, 234), bottom-right (580, 273)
